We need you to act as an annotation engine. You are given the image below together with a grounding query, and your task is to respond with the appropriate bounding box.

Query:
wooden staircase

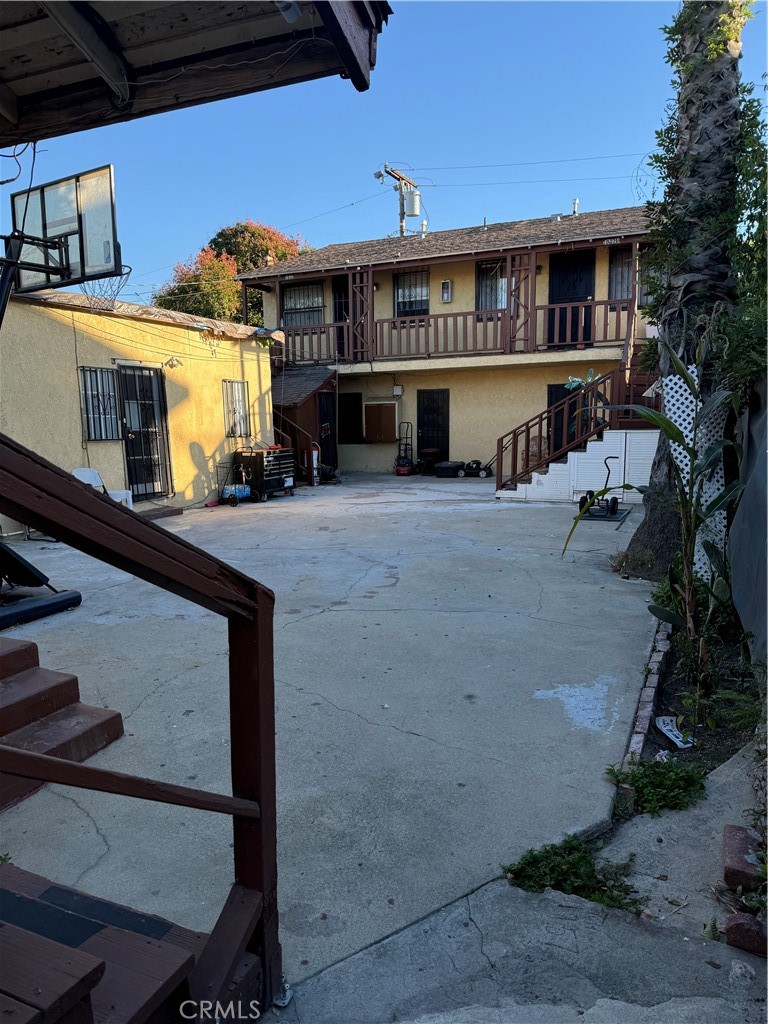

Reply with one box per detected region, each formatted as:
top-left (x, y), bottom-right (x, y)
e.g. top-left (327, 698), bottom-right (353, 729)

top-left (0, 639), bottom-right (123, 810)
top-left (0, 861), bottom-right (211, 1024)
top-left (495, 366), bottom-right (659, 491)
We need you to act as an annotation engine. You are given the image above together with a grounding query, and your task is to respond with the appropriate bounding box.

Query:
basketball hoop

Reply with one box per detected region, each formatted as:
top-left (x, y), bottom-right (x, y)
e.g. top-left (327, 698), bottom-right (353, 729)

top-left (79, 265), bottom-right (132, 312)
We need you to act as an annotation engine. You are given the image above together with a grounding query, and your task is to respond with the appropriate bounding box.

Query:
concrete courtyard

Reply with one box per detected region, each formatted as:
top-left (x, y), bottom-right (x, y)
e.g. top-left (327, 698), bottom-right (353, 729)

top-left (1, 474), bottom-right (655, 983)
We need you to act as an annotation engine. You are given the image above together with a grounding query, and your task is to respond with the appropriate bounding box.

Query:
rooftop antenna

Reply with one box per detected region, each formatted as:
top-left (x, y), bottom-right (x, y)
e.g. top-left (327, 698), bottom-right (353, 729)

top-left (374, 164), bottom-right (423, 237)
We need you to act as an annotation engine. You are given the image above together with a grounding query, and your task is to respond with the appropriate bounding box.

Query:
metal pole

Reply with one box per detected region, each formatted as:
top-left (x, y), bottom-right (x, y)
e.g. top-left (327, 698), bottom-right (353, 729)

top-left (0, 236), bottom-right (22, 330)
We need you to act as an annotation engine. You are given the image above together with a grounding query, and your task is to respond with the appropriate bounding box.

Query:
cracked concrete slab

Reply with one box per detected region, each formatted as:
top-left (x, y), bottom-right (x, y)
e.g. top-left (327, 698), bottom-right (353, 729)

top-left (271, 883), bottom-right (765, 1024)
top-left (1, 475), bottom-right (654, 982)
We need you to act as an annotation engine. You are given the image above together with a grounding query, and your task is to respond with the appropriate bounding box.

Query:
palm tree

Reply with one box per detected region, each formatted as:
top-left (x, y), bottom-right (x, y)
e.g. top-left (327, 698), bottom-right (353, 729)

top-left (622, 0), bottom-right (749, 579)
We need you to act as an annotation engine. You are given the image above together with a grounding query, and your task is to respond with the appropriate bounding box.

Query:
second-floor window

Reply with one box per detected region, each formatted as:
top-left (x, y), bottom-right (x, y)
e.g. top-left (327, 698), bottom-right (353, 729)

top-left (476, 260), bottom-right (507, 311)
top-left (608, 246), bottom-right (633, 301)
top-left (283, 282), bottom-right (324, 326)
top-left (394, 271), bottom-right (429, 317)
top-left (223, 379), bottom-right (250, 437)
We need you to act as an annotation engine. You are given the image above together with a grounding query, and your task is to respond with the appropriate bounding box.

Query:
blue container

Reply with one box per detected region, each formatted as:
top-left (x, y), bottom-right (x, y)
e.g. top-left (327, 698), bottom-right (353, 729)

top-left (221, 484), bottom-right (251, 500)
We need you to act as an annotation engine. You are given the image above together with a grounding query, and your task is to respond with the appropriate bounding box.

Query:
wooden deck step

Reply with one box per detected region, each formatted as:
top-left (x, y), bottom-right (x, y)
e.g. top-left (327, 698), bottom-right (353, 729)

top-left (0, 705), bottom-right (124, 810)
top-left (0, 864), bottom-right (204, 1024)
top-left (0, 920), bottom-right (105, 1023)
top-left (0, 639), bottom-right (40, 680)
top-left (0, 667), bottom-right (80, 737)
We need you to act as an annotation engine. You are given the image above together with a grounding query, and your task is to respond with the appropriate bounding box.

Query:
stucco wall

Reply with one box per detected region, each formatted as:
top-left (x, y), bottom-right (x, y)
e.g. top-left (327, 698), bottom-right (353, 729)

top-left (337, 359), bottom-right (617, 473)
top-left (0, 299), bottom-right (273, 523)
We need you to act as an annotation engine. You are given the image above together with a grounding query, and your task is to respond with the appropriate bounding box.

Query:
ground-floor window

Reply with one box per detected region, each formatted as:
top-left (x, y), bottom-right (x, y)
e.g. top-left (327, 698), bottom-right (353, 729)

top-left (79, 366), bottom-right (121, 440)
top-left (223, 379), bottom-right (250, 437)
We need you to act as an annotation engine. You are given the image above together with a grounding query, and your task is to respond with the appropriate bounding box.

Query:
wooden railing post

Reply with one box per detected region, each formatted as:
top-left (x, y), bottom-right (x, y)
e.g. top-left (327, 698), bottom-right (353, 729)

top-left (228, 604), bottom-right (281, 1009)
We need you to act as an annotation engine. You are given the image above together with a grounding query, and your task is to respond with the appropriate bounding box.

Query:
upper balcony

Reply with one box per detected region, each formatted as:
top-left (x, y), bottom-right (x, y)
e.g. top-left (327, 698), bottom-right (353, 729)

top-left (279, 296), bottom-right (636, 365)
top-left (240, 207), bottom-right (651, 370)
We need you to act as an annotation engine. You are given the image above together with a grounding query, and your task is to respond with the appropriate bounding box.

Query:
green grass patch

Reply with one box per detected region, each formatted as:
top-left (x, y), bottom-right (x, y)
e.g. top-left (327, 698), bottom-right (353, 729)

top-left (606, 759), bottom-right (706, 817)
top-left (502, 835), bottom-right (645, 914)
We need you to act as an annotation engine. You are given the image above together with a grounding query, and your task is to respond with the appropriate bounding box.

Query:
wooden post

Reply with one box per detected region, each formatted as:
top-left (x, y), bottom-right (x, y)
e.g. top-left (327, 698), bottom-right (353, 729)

top-left (228, 601), bottom-right (281, 1009)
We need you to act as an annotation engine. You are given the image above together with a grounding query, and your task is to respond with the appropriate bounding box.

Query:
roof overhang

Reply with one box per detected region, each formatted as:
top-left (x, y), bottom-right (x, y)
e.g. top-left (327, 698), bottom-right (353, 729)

top-left (0, 1), bottom-right (391, 147)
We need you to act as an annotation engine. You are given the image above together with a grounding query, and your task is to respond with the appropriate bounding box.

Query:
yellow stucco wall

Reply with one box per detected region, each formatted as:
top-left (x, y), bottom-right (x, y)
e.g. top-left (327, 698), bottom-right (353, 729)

top-left (0, 299), bottom-right (273, 519)
top-left (337, 359), bottom-right (619, 473)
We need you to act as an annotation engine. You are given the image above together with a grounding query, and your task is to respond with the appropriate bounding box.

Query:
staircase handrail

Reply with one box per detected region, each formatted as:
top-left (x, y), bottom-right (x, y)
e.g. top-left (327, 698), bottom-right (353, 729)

top-left (495, 369), bottom-right (621, 490)
top-left (0, 431), bottom-right (284, 1007)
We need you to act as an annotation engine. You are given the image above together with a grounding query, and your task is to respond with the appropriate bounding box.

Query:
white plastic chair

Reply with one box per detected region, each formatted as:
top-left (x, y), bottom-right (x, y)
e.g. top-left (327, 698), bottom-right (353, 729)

top-left (71, 468), bottom-right (133, 509)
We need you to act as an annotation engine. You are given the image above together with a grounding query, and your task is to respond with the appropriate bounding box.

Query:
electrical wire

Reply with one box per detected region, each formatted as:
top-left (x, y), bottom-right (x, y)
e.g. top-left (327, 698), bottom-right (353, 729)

top-left (410, 152), bottom-right (648, 172)
top-left (284, 189), bottom-right (388, 228)
top-left (0, 143), bottom-right (31, 186)
top-left (423, 174), bottom-right (638, 189)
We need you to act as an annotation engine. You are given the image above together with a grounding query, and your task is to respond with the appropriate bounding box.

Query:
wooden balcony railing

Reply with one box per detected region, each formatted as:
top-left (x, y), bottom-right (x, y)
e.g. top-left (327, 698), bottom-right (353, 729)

top-left (0, 432), bottom-right (284, 1010)
top-left (533, 299), bottom-right (632, 350)
top-left (283, 300), bottom-right (633, 364)
top-left (495, 368), bottom-right (660, 490)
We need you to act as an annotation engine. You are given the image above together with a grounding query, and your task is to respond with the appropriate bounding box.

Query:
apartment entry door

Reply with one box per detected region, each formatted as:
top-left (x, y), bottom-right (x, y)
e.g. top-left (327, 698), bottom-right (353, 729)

top-left (417, 389), bottom-right (449, 464)
top-left (547, 249), bottom-right (595, 345)
top-left (118, 365), bottom-right (172, 499)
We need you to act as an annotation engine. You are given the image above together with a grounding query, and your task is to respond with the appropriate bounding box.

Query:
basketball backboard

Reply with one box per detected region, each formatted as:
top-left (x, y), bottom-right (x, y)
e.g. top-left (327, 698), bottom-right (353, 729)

top-left (10, 165), bottom-right (121, 293)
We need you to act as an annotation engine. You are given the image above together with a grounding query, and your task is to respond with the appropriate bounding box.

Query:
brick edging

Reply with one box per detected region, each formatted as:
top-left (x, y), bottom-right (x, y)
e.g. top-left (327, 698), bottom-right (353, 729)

top-left (621, 620), bottom-right (672, 771)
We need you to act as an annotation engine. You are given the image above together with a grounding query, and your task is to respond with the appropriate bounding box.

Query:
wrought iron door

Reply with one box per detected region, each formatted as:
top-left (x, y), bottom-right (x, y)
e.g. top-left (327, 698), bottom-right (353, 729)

top-left (118, 365), bottom-right (172, 499)
top-left (417, 389), bottom-right (449, 462)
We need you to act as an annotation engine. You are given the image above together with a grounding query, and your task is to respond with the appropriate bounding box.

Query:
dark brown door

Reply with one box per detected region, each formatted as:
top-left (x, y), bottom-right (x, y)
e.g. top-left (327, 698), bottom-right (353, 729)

top-left (548, 250), bottom-right (595, 344)
top-left (118, 366), bottom-right (172, 499)
top-left (317, 391), bottom-right (337, 469)
top-left (417, 389), bottom-right (449, 462)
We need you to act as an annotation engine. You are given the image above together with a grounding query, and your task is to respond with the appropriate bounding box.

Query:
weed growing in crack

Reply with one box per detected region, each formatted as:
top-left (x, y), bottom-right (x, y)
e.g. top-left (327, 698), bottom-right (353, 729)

top-left (502, 835), bottom-right (646, 914)
top-left (606, 759), bottom-right (706, 816)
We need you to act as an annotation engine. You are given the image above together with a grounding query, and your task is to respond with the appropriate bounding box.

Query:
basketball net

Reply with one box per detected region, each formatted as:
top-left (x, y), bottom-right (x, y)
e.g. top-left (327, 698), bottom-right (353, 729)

top-left (79, 265), bottom-right (133, 312)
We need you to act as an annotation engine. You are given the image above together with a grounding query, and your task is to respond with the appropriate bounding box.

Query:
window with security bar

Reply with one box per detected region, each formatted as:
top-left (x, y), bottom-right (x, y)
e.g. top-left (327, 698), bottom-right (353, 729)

top-left (608, 246), bottom-right (633, 301)
top-left (223, 379), bottom-right (251, 438)
top-left (475, 260), bottom-right (507, 311)
top-left (282, 282), bottom-right (324, 326)
top-left (79, 367), bottom-right (121, 440)
top-left (394, 271), bottom-right (429, 317)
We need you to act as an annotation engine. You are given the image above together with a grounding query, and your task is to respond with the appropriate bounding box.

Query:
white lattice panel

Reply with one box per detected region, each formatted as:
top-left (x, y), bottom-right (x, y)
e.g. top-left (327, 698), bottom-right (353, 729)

top-left (662, 367), bottom-right (727, 576)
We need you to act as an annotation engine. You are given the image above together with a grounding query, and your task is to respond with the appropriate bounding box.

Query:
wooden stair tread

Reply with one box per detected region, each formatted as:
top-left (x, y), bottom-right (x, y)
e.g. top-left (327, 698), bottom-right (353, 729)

top-left (0, 865), bottom-right (205, 957)
top-left (0, 705), bottom-right (124, 811)
top-left (0, 867), bottom-right (202, 1024)
top-left (0, 668), bottom-right (80, 737)
top-left (0, 920), bottom-right (105, 1023)
top-left (0, 704), bottom-right (123, 756)
top-left (0, 991), bottom-right (44, 1024)
top-left (0, 639), bottom-right (39, 680)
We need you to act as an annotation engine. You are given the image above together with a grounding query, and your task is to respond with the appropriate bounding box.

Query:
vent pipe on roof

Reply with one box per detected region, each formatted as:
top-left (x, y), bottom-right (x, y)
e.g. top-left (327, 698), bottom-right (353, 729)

top-left (573, 197), bottom-right (580, 216)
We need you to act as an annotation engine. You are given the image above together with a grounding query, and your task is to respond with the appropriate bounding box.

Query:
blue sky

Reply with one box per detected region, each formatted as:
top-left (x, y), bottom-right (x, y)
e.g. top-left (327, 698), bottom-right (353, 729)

top-left (2, 1), bottom-right (765, 306)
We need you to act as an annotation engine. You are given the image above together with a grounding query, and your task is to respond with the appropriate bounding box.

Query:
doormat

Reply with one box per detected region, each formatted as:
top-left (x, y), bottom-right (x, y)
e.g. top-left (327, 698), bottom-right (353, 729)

top-left (573, 507), bottom-right (632, 527)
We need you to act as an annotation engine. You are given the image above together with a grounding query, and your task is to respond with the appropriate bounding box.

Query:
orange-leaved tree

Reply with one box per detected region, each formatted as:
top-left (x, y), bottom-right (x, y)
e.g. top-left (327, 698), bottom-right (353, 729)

top-left (153, 247), bottom-right (240, 322)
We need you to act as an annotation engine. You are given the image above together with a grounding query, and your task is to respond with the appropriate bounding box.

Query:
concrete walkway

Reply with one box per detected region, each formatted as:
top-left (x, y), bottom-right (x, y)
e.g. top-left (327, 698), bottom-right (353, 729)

top-left (2, 474), bottom-right (654, 983)
top-left (269, 740), bottom-right (765, 1023)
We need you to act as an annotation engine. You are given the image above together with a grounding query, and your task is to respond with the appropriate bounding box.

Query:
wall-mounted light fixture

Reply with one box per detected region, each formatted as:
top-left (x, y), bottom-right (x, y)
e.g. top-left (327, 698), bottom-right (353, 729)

top-left (441, 280), bottom-right (452, 303)
top-left (163, 356), bottom-right (183, 369)
top-left (536, 265), bottom-right (543, 275)
top-left (393, 384), bottom-right (404, 398)
top-left (373, 282), bottom-right (379, 292)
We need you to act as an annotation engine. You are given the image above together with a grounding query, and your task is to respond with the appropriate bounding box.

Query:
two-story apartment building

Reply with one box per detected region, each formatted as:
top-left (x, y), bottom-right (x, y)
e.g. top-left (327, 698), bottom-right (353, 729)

top-left (240, 206), bottom-right (655, 492)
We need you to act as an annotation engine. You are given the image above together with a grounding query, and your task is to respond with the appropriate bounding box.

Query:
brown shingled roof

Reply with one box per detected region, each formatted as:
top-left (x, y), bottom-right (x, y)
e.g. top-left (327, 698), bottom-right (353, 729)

top-left (239, 206), bottom-right (648, 281)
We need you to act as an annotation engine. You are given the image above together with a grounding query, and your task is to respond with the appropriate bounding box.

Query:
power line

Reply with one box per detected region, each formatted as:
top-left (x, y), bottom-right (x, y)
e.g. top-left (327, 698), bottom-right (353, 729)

top-left (424, 174), bottom-right (647, 189)
top-left (284, 189), bottom-right (387, 228)
top-left (410, 152), bottom-right (648, 172)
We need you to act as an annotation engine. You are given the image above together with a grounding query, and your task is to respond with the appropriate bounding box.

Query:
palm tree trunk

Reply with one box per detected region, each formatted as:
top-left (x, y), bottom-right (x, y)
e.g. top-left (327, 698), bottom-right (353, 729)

top-left (624, 1), bottom-right (746, 576)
